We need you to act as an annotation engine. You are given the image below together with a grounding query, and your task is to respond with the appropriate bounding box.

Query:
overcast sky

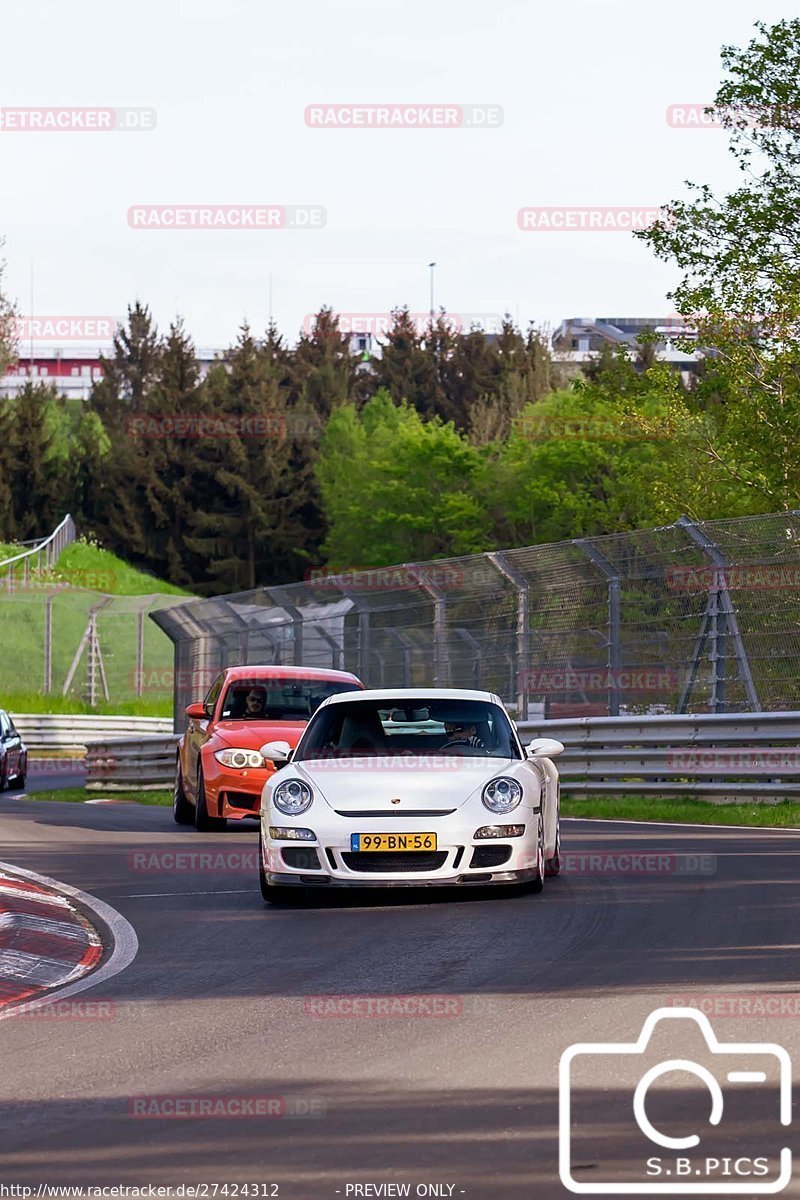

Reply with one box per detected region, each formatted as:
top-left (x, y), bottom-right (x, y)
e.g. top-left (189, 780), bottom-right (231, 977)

top-left (1, 0), bottom-right (790, 349)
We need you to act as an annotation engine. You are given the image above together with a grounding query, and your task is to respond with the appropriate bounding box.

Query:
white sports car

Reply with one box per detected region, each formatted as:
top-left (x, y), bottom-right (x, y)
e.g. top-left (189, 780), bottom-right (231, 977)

top-left (257, 688), bottom-right (564, 902)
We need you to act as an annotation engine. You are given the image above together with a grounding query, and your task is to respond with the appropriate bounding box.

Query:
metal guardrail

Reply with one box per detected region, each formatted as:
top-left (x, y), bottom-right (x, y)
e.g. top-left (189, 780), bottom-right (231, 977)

top-left (85, 734), bottom-right (179, 791)
top-left (12, 714), bottom-right (173, 752)
top-left (83, 710), bottom-right (800, 798)
top-left (0, 515), bottom-right (77, 591)
top-left (517, 711), bottom-right (800, 796)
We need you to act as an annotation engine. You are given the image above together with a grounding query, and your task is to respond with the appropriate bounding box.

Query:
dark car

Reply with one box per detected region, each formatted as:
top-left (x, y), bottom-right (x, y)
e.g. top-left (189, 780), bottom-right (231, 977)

top-left (0, 709), bottom-right (27, 791)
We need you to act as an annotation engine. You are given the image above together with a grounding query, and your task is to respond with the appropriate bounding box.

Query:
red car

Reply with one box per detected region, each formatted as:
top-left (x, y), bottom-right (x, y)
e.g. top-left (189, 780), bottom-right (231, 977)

top-left (173, 665), bottom-right (364, 830)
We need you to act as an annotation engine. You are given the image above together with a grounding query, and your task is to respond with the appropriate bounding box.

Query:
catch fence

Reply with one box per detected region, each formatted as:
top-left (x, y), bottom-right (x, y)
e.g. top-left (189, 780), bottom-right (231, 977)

top-left (152, 512), bottom-right (800, 729)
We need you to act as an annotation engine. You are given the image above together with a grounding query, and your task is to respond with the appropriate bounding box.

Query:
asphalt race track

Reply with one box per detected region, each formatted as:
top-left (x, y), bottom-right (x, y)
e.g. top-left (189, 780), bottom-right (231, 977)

top-left (1, 795), bottom-right (799, 1198)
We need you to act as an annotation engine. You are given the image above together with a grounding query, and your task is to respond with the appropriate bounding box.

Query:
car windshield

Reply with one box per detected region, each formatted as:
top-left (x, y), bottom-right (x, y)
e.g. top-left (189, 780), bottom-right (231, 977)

top-left (219, 679), bottom-right (361, 721)
top-left (295, 698), bottom-right (521, 760)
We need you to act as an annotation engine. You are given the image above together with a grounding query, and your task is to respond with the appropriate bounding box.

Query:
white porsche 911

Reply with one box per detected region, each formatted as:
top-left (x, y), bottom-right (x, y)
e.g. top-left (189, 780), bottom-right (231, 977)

top-left (257, 688), bottom-right (564, 903)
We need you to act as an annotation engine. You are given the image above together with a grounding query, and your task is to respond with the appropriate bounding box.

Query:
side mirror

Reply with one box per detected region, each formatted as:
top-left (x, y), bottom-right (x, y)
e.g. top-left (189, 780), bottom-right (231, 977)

top-left (526, 737), bottom-right (565, 760)
top-left (185, 702), bottom-right (207, 721)
top-left (260, 739), bottom-right (293, 764)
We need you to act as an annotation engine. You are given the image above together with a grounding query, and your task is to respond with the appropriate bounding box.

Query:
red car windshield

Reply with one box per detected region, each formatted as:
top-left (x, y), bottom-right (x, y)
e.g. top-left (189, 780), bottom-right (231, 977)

top-left (218, 678), bottom-right (361, 721)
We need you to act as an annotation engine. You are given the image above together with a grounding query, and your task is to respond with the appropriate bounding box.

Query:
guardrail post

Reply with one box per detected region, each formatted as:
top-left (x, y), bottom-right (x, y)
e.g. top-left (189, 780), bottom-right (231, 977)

top-left (576, 540), bottom-right (622, 716)
top-left (486, 552), bottom-right (529, 715)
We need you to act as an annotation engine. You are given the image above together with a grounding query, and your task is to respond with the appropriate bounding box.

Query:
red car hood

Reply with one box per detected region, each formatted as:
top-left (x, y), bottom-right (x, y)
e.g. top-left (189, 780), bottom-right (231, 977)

top-left (213, 721), bottom-right (308, 749)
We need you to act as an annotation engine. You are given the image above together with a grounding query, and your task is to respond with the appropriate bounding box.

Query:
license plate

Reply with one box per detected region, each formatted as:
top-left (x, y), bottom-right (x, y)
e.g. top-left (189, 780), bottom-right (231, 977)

top-left (350, 832), bottom-right (437, 852)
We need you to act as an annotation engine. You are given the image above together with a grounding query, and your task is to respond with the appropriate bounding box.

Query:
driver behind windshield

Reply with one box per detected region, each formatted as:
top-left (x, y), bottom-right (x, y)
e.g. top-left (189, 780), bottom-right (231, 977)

top-left (444, 721), bottom-right (486, 749)
top-left (243, 688), bottom-right (267, 718)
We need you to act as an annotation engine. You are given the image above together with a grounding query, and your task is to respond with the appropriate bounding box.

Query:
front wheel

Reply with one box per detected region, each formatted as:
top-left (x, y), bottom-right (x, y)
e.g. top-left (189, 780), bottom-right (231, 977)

top-left (194, 766), bottom-right (227, 831)
top-left (546, 819), bottom-right (561, 876)
top-left (525, 818), bottom-right (545, 895)
top-left (173, 758), bottom-right (194, 825)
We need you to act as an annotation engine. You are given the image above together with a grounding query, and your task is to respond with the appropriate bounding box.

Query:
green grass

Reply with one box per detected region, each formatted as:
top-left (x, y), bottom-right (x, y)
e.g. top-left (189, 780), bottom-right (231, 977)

top-left (54, 540), bottom-right (192, 597)
top-left (562, 795), bottom-right (800, 828)
top-left (5, 691), bottom-right (173, 717)
top-left (21, 787), bottom-right (172, 806)
top-left (0, 537), bottom-right (191, 710)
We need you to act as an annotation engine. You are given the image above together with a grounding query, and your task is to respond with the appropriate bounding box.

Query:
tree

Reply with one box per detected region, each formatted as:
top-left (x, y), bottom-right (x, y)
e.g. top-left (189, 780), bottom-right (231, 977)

top-left (83, 303), bottom-right (163, 562)
top-left (186, 326), bottom-right (322, 592)
top-left (289, 307), bottom-right (360, 418)
top-left (316, 389), bottom-right (491, 568)
top-left (0, 244), bottom-right (17, 378)
top-left (5, 383), bottom-right (73, 538)
top-left (638, 18), bottom-right (800, 513)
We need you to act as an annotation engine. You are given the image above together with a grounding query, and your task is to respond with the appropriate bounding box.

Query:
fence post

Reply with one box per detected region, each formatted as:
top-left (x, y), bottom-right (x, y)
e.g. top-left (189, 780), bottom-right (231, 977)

top-left (136, 609), bottom-right (145, 697)
top-left (677, 515), bottom-right (759, 713)
top-left (43, 594), bottom-right (53, 693)
top-left (410, 566), bottom-right (448, 687)
top-left (487, 552), bottom-right (529, 716)
top-left (576, 540), bottom-right (622, 716)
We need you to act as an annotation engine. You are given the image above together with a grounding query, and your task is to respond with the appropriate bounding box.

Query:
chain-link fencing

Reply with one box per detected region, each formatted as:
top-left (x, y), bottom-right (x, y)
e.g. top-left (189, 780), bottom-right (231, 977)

top-left (151, 512), bottom-right (800, 729)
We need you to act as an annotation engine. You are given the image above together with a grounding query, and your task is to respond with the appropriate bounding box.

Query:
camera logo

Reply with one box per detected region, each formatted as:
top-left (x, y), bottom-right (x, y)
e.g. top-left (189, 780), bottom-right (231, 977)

top-left (559, 1007), bottom-right (791, 1194)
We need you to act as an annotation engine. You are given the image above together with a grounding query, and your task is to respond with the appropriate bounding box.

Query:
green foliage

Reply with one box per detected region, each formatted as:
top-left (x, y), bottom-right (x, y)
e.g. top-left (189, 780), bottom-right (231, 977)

top-left (317, 390), bottom-right (491, 567)
top-left (56, 538), bottom-right (191, 596)
top-left (638, 18), bottom-right (800, 515)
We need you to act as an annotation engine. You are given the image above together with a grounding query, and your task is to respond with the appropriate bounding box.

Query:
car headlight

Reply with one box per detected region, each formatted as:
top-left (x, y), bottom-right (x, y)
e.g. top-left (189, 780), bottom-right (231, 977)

top-left (482, 777), bottom-right (523, 814)
top-left (214, 748), bottom-right (265, 769)
top-left (273, 778), bottom-right (314, 815)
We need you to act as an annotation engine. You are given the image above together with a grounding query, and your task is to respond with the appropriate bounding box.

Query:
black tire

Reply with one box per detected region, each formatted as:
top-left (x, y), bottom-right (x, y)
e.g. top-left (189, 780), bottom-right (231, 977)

top-left (0, 756), bottom-right (7, 792)
top-left (172, 758), bottom-right (194, 826)
top-left (526, 818), bottom-right (545, 894)
top-left (546, 819), bottom-right (561, 877)
top-left (194, 766), bottom-right (227, 832)
top-left (258, 832), bottom-right (306, 904)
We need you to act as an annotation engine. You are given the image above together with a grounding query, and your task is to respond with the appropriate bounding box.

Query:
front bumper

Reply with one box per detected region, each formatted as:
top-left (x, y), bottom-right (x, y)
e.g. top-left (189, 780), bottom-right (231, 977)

top-left (205, 763), bottom-right (275, 819)
top-left (262, 808), bottom-right (541, 887)
top-left (264, 867), bottom-right (541, 888)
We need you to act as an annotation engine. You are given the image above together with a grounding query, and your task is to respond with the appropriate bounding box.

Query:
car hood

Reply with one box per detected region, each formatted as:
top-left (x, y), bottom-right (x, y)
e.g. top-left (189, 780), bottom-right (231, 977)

top-left (291, 756), bottom-right (519, 812)
top-left (213, 721), bottom-right (308, 750)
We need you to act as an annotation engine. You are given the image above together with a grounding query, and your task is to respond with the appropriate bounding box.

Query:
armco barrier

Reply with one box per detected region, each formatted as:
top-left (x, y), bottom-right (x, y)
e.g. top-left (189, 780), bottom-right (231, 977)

top-left (12, 714), bottom-right (173, 752)
top-left (85, 734), bottom-right (179, 791)
top-left (84, 711), bottom-right (800, 797)
top-left (517, 711), bottom-right (800, 796)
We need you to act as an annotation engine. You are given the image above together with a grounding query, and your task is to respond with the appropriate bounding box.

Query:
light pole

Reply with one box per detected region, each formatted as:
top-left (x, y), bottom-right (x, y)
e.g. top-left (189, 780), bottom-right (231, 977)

top-left (428, 261), bottom-right (436, 323)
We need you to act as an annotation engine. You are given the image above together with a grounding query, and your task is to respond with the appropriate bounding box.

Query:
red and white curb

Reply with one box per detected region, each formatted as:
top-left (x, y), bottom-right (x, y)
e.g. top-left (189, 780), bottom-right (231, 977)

top-left (0, 863), bottom-right (138, 1017)
top-left (0, 872), bottom-right (102, 1006)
